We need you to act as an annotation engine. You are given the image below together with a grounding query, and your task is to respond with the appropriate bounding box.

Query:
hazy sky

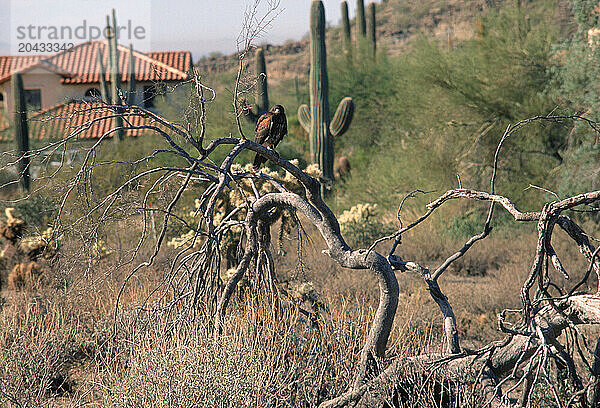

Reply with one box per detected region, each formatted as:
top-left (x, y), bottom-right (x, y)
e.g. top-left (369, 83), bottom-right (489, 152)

top-left (0, 0), bottom-right (379, 61)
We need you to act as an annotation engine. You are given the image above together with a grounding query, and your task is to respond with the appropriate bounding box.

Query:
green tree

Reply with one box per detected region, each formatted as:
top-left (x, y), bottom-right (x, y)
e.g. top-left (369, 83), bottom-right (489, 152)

top-left (329, 1), bottom-right (565, 209)
top-left (550, 0), bottom-right (600, 196)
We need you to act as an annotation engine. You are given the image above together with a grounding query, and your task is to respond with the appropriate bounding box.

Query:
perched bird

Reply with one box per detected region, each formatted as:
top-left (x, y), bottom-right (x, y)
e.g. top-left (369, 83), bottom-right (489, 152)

top-left (253, 104), bottom-right (287, 170)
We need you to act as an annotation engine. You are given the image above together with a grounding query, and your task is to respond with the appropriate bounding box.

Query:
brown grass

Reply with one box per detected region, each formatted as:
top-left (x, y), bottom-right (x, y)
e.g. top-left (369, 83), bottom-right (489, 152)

top-left (0, 216), bottom-right (596, 407)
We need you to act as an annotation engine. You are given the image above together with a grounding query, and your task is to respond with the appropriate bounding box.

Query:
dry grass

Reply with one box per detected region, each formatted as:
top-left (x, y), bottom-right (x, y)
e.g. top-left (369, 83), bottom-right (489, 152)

top-left (0, 214), bottom-right (597, 407)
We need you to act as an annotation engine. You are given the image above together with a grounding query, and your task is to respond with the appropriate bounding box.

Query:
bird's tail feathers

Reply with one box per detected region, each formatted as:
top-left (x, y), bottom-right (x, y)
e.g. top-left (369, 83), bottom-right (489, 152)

top-left (253, 153), bottom-right (267, 170)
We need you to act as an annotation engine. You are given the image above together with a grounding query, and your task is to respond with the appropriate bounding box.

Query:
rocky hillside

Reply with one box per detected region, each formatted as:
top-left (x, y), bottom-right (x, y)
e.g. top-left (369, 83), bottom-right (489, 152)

top-left (196, 0), bottom-right (573, 81)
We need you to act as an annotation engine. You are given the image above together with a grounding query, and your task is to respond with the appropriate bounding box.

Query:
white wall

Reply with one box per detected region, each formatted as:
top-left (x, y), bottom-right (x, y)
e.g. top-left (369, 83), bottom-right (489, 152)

top-left (0, 72), bottom-right (162, 114)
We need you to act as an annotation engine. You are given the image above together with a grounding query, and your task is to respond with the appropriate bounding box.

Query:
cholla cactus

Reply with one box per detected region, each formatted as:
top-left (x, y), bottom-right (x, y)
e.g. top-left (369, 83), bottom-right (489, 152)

top-left (292, 281), bottom-right (324, 310)
top-left (90, 239), bottom-right (113, 262)
top-left (19, 227), bottom-right (59, 260)
top-left (0, 211), bottom-right (60, 261)
top-left (167, 161), bottom-right (322, 267)
top-left (7, 261), bottom-right (42, 290)
top-left (0, 208), bottom-right (26, 244)
top-left (338, 203), bottom-right (378, 225)
top-left (0, 210), bottom-right (62, 290)
top-left (338, 203), bottom-right (391, 247)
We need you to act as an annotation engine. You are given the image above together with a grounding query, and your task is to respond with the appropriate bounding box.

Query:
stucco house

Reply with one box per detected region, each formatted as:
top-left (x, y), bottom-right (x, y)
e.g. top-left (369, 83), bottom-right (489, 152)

top-left (0, 41), bottom-right (192, 140)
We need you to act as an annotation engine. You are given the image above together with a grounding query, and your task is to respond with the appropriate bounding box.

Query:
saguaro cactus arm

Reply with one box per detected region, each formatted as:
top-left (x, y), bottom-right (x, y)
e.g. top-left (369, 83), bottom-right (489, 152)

top-left (299, 97), bottom-right (354, 139)
top-left (367, 2), bottom-right (377, 55)
top-left (297, 104), bottom-right (311, 133)
top-left (356, 0), bottom-right (366, 38)
top-left (341, 1), bottom-right (352, 57)
top-left (330, 97), bottom-right (354, 138)
top-left (12, 73), bottom-right (30, 191)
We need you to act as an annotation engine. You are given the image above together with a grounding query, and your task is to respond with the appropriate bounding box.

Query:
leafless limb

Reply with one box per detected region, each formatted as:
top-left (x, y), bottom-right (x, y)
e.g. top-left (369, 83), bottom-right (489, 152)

top-left (231, 0), bottom-right (282, 138)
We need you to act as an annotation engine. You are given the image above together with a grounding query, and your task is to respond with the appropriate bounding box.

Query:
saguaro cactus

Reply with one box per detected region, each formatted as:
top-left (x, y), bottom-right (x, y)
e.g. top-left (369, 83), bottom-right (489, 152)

top-left (96, 48), bottom-right (109, 102)
top-left (367, 2), bottom-right (377, 55)
top-left (356, 0), bottom-right (366, 39)
top-left (244, 47), bottom-right (269, 122)
top-left (127, 44), bottom-right (137, 106)
top-left (107, 9), bottom-right (124, 142)
top-left (298, 1), bottom-right (354, 186)
top-left (341, 1), bottom-right (352, 58)
top-left (294, 76), bottom-right (301, 106)
top-left (12, 73), bottom-right (30, 191)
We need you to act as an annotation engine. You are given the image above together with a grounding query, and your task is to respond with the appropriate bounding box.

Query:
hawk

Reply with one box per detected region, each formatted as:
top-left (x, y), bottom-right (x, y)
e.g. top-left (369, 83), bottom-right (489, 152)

top-left (253, 104), bottom-right (287, 170)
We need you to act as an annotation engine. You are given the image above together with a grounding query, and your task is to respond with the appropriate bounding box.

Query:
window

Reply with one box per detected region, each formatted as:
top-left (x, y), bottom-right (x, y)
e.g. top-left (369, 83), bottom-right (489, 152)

top-left (24, 89), bottom-right (41, 111)
top-left (84, 88), bottom-right (101, 100)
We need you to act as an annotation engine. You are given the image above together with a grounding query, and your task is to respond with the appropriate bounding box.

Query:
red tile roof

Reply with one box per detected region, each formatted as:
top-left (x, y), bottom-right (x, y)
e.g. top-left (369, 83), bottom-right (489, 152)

top-left (0, 55), bottom-right (44, 83)
top-left (0, 101), bottom-right (167, 141)
top-left (0, 41), bottom-right (191, 85)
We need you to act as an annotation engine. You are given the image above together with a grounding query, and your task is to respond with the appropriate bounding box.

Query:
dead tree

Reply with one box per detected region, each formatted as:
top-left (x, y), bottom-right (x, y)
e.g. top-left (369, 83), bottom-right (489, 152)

top-left (3, 3), bottom-right (600, 406)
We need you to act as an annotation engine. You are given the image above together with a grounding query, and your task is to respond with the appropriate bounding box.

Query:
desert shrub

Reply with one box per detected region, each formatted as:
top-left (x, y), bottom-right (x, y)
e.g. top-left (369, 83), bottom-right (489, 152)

top-left (105, 302), bottom-right (356, 407)
top-left (364, 361), bottom-right (488, 408)
top-left (328, 52), bottom-right (404, 153)
top-left (2, 194), bottom-right (56, 229)
top-left (291, 281), bottom-right (324, 311)
top-left (328, 0), bottom-right (567, 214)
top-left (85, 134), bottom-right (189, 198)
top-left (549, 0), bottom-right (600, 198)
top-left (0, 291), bottom-right (112, 407)
top-left (102, 277), bottom-right (438, 408)
top-left (450, 250), bottom-right (499, 277)
top-left (445, 209), bottom-right (486, 240)
top-left (0, 168), bottom-right (18, 196)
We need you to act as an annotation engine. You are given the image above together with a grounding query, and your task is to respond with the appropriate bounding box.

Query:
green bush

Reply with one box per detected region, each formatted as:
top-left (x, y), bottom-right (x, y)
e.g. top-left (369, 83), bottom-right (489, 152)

top-left (2, 194), bottom-right (56, 229)
top-left (338, 203), bottom-right (394, 248)
top-left (326, 0), bottom-right (567, 215)
top-left (549, 0), bottom-right (600, 198)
